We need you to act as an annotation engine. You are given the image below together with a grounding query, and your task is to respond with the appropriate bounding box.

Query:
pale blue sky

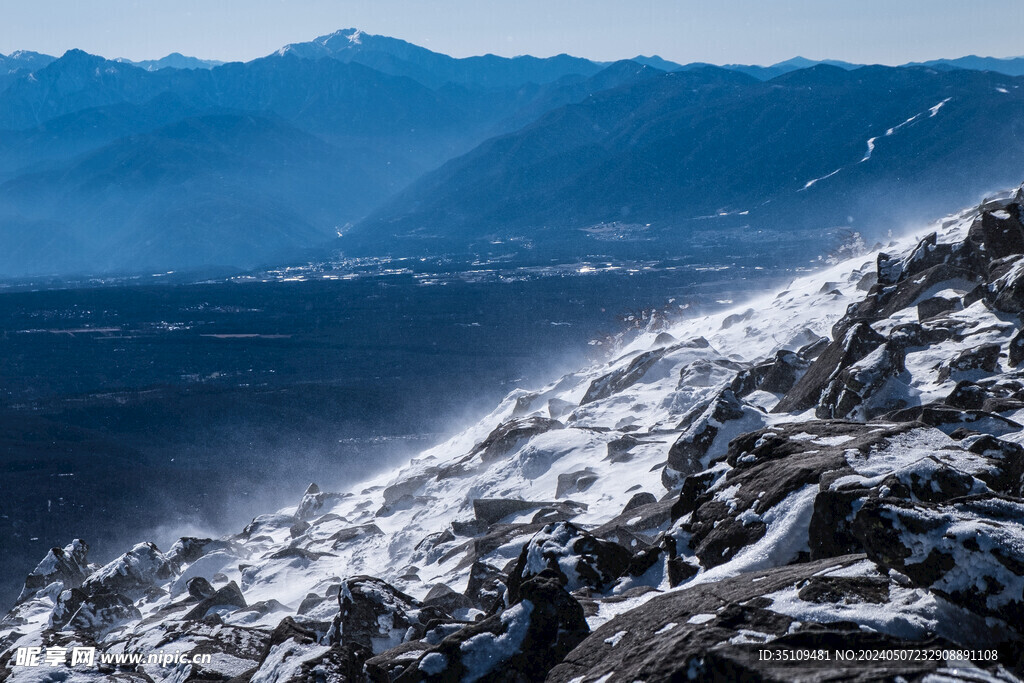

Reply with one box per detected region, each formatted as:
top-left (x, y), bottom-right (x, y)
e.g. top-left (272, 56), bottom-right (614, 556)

top-left (2, 0), bottom-right (1023, 65)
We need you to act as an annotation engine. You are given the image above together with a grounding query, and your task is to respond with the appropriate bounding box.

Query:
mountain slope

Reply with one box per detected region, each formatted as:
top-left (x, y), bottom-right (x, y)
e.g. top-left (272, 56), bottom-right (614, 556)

top-left (0, 114), bottom-right (396, 273)
top-left (0, 50), bottom-right (673, 276)
top-left (5, 188), bottom-right (1024, 679)
top-left (276, 28), bottom-right (605, 89)
top-left (353, 65), bottom-right (1024, 260)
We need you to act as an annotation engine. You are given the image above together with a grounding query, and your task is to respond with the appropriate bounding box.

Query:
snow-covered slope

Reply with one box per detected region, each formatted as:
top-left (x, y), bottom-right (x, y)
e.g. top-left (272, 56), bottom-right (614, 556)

top-left (5, 189), bottom-right (1024, 680)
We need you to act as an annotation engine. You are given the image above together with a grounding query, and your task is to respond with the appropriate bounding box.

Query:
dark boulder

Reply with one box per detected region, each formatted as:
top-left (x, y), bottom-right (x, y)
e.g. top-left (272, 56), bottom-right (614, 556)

top-left (422, 583), bottom-right (474, 616)
top-left (393, 572), bottom-right (588, 683)
top-left (1010, 328), bottom-right (1024, 366)
top-left (731, 350), bottom-right (809, 398)
top-left (581, 346), bottom-right (673, 404)
top-left (917, 294), bottom-right (960, 319)
top-left (936, 343), bottom-right (1001, 382)
top-left (185, 576), bottom-right (216, 601)
top-left (966, 203), bottom-right (1024, 262)
top-left (182, 581), bottom-right (247, 621)
top-left (16, 539), bottom-right (90, 604)
top-left (506, 522), bottom-right (631, 603)
top-left (329, 576), bottom-right (450, 655)
top-left (622, 491), bottom-right (658, 513)
top-left (988, 256), bottom-right (1024, 313)
top-left (664, 389), bottom-right (765, 487)
top-left (816, 339), bottom-right (907, 420)
top-left (463, 560), bottom-right (506, 612)
top-left (546, 556), bottom-right (984, 683)
top-left (884, 405), bottom-right (1022, 436)
top-left (853, 494), bottom-right (1024, 624)
top-left (469, 417), bottom-right (564, 463)
top-left (774, 322), bottom-right (886, 414)
top-left (555, 469), bottom-right (598, 498)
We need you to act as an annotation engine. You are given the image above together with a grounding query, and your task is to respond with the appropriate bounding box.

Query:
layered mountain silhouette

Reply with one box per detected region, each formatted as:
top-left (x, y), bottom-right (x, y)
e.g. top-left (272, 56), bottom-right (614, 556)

top-left (2, 30), bottom-right (1024, 276)
top-left (354, 64), bottom-right (1024, 259)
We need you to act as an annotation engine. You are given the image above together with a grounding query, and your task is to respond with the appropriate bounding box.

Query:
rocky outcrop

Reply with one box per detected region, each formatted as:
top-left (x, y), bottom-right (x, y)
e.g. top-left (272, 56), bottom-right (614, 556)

top-left (663, 389), bottom-right (766, 487)
top-left (11, 190), bottom-right (1024, 682)
top-left (547, 556), bottom-right (1007, 682)
top-left (392, 572), bottom-right (589, 682)
top-left (854, 494), bottom-right (1024, 624)
top-left (329, 576), bottom-right (450, 655)
top-left (773, 322), bottom-right (886, 413)
top-left (15, 539), bottom-right (90, 604)
top-left (581, 346), bottom-right (673, 404)
top-left (506, 522), bottom-right (631, 602)
top-left (468, 417), bottom-right (564, 463)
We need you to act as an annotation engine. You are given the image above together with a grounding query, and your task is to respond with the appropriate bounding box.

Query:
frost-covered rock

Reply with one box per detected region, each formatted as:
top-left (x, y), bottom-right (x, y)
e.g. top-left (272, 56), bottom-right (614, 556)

top-left (64, 592), bottom-right (142, 636)
top-left (547, 556), bottom-right (1009, 683)
top-left (854, 494), bottom-right (1024, 625)
top-left (580, 346), bottom-right (674, 404)
top-left (330, 576), bottom-right (449, 655)
top-left (506, 522), bottom-right (631, 602)
top-left (11, 188), bottom-right (1024, 680)
top-left (16, 539), bottom-right (90, 604)
top-left (393, 572), bottom-right (588, 682)
top-left (81, 542), bottom-right (176, 598)
top-left (816, 338), bottom-right (908, 419)
top-left (248, 617), bottom-right (369, 683)
top-left (774, 322), bottom-right (886, 413)
top-left (663, 389), bottom-right (766, 487)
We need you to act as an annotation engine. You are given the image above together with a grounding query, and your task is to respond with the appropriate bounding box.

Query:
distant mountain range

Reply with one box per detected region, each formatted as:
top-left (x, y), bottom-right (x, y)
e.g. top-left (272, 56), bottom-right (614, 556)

top-left (357, 64), bottom-right (1024, 260)
top-left (2, 30), bottom-right (1024, 276)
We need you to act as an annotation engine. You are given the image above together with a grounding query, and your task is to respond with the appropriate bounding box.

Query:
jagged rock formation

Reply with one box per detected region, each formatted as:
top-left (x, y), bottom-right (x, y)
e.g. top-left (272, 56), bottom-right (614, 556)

top-left (7, 188), bottom-right (1024, 679)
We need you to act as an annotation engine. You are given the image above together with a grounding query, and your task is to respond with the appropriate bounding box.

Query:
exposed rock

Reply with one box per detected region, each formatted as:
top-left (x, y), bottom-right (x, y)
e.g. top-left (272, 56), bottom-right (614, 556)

top-left (392, 572), bottom-right (588, 683)
top-left (989, 257), bottom-right (1024, 313)
top-left (329, 576), bottom-right (449, 655)
top-left (733, 349), bottom-right (811, 399)
top-left (422, 584), bottom-right (474, 616)
top-left (622, 491), bottom-right (658, 513)
top-left (472, 498), bottom-right (585, 526)
top-left (1010, 328), bottom-right (1024, 367)
top-left (816, 339), bottom-right (907, 420)
top-left (16, 539), bottom-right (90, 604)
top-left (330, 523), bottom-right (384, 548)
top-left (937, 343), bottom-right (1001, 382)
top-left (464, 560), bottom-right (506, 612)
top-left (917, 294), bottom-right (960, 319)
top-left (547, 556), bottom-right (993, 683)
top-left (506, 522), bottom-right (631, 603)
top-left (185, 576), bottom-right (215, 601)
top-left (581, 346), bottom-right (673, 404)
top-left (182, 581), bottom-right (247, 621)
top-left (469, 417), bottom-right (564, 463)
top-left (248, 617), bottom-right (370, 683)
top-left (295, 482), bottom-right (349, 521)
top-left (65, 592), bottom-right (142, 635)
top-left (81, 542), bottom-right (176, 598)
top-left (663, 389), bottom-right (765, 487)
top-left (884, 405), bottom-right (1022, 436)
top-left (854, 494), bottom-right (1024, 624)
top-left (774, 322), bottom-right (886, 413)
top-left (165, 536), bottom-right (243, 565)
top-left (967, 204), bottom-right (1024, 261)
top-left (841, 262), bottom-right (980, 336)
top-left (554, 469), bottom-right (598, 498)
